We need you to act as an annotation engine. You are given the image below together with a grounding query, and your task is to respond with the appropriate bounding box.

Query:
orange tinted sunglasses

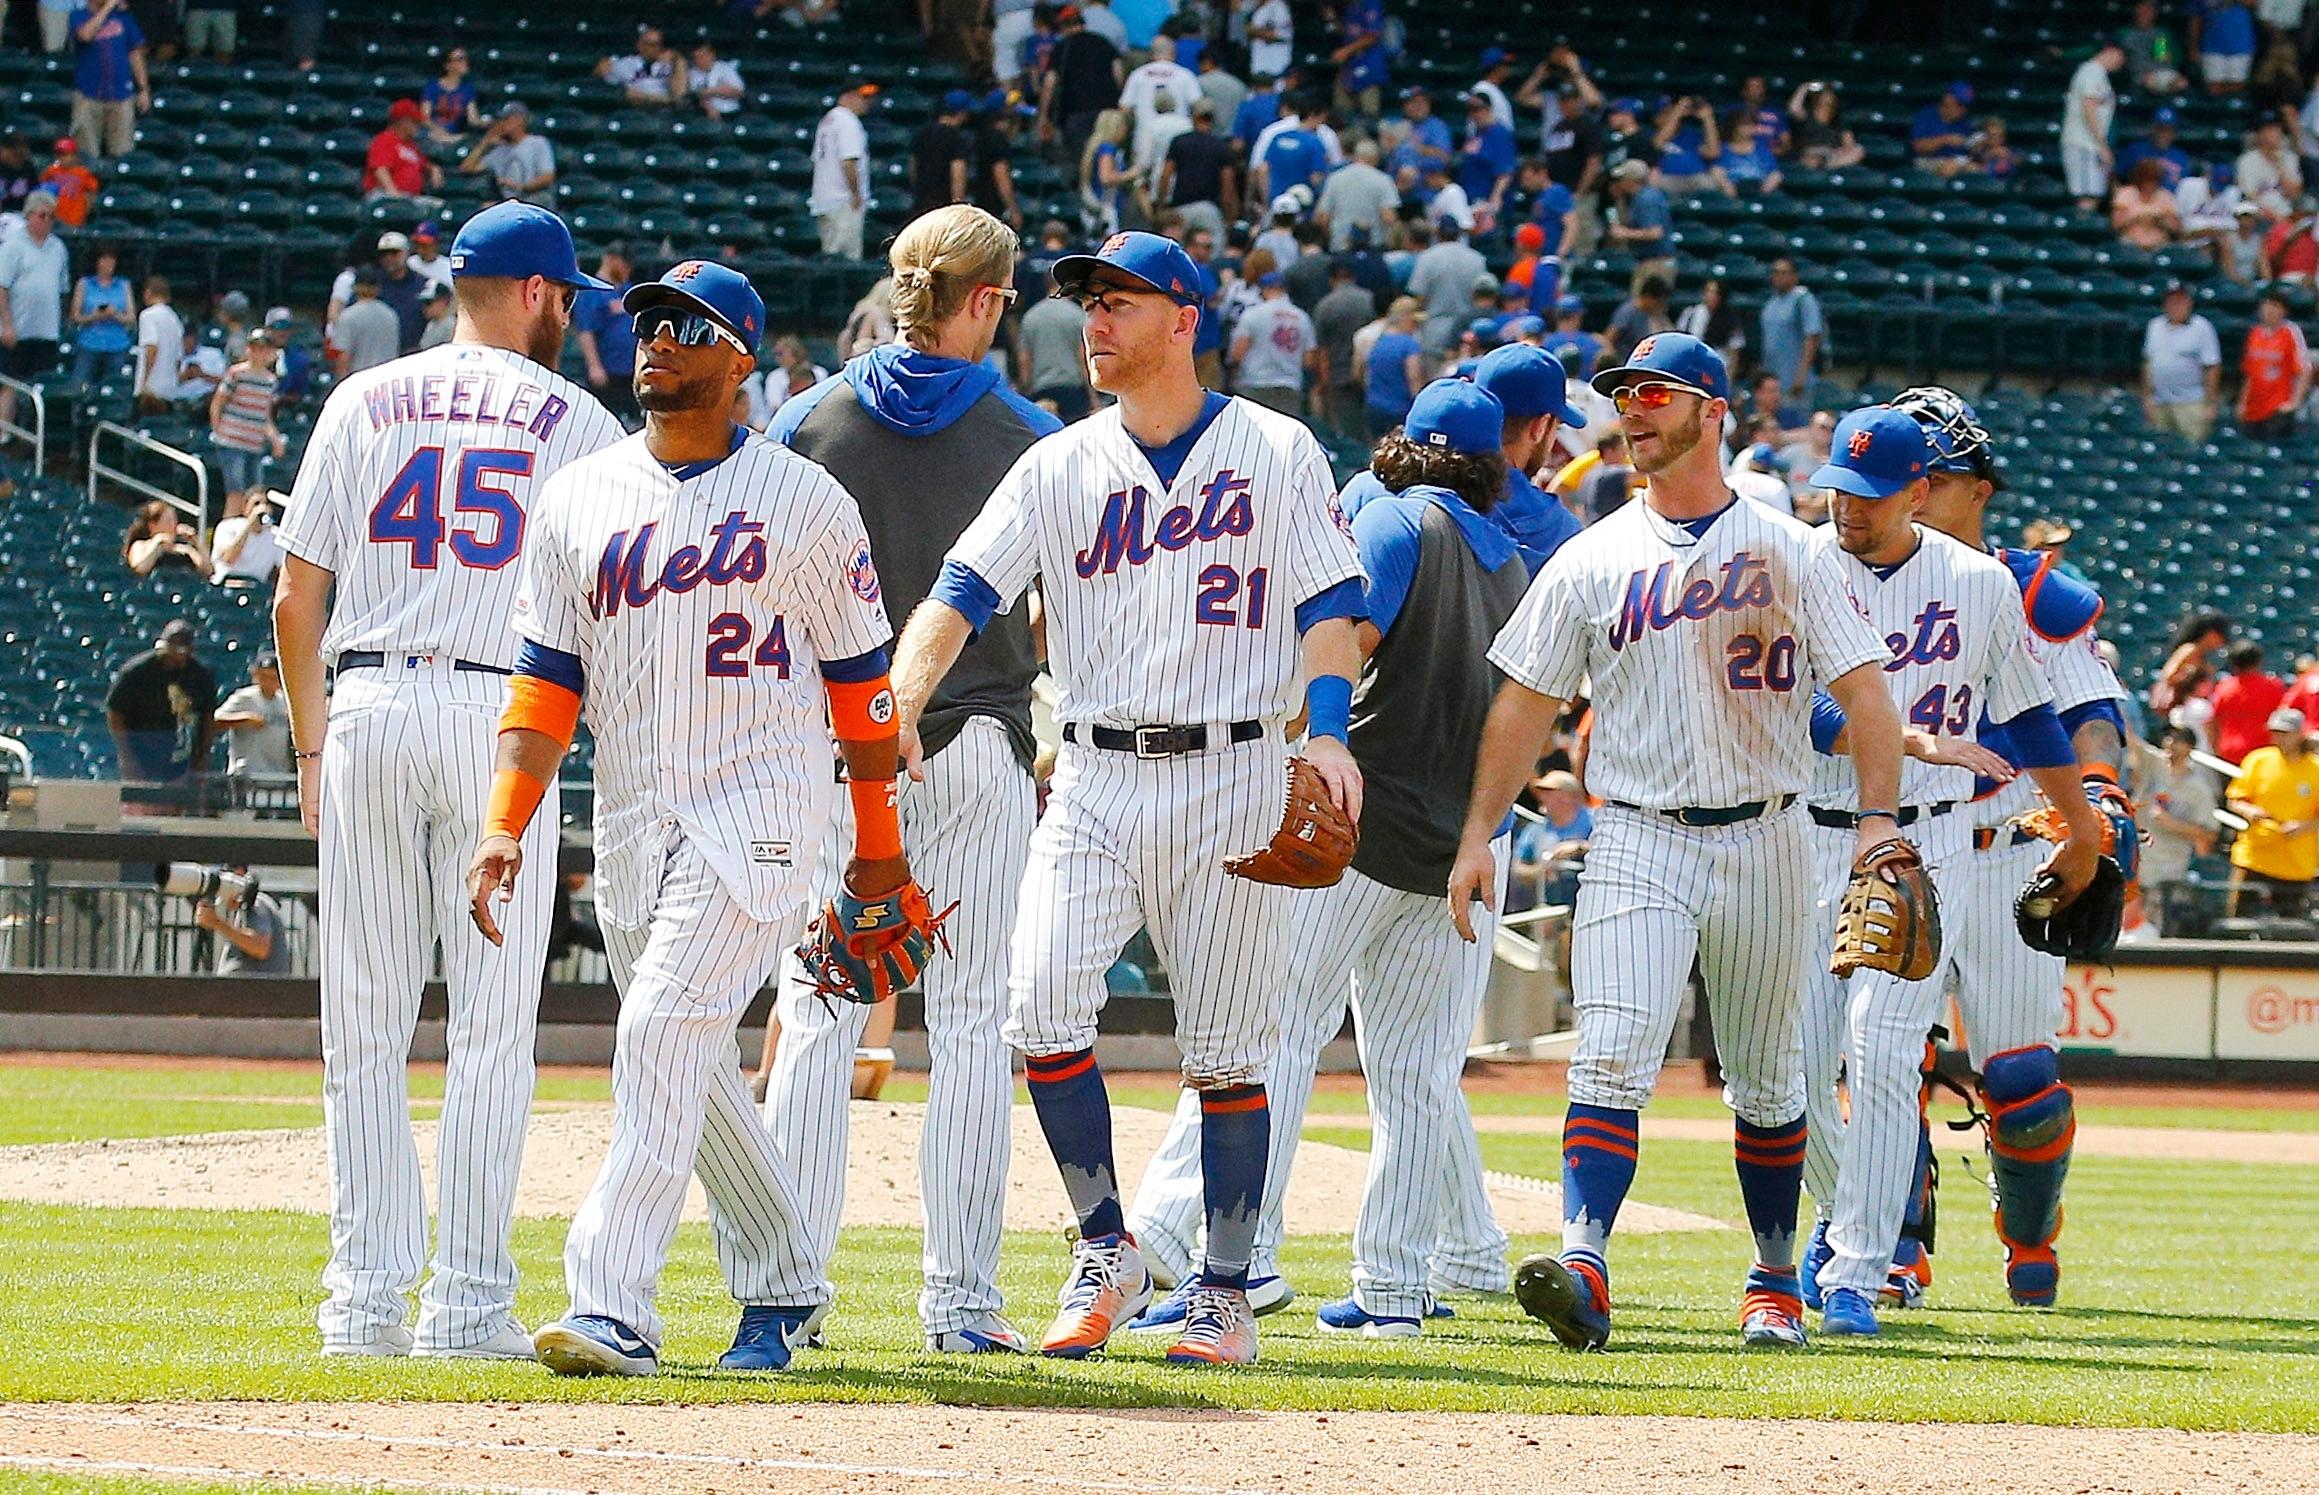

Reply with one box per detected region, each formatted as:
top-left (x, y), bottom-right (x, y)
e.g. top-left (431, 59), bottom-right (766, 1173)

top-left (1611, 381), bottom-right (1694, 413)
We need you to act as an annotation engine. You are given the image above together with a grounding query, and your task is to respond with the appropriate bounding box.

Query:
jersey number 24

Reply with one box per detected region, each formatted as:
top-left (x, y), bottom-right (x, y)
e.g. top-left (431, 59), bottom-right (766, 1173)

top-left (368, 446), bottom-right (532, 570)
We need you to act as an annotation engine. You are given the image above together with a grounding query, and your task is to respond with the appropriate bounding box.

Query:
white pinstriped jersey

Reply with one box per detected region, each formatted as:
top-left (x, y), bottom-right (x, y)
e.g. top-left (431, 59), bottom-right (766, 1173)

top-left (277, 342), bottom-right (625, 669)
top-left (946, 399), bottom-right (1364, 728)
top-left (1972, 596), bottom-right (2130, 829)
top-left (1490, 495), bottom-right (1886, 808)
top-left (1807, 528), bottom-right (2053, 809)
top-left (513, 430), bottom-right (893, 926)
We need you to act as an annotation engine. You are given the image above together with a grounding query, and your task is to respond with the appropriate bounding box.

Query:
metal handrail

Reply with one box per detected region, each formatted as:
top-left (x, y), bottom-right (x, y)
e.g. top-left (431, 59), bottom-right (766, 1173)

top-left (0, 373), bottom-right (44, 477)
top-left (89, 420), bottom-right (209, 533)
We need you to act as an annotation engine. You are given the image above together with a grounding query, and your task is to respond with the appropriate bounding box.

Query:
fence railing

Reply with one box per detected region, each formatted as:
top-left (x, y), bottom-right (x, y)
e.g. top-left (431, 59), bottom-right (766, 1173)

top-left (89, 420), bottom-right (208, 534)
top-left (0, 372), bottom-right (45, 477)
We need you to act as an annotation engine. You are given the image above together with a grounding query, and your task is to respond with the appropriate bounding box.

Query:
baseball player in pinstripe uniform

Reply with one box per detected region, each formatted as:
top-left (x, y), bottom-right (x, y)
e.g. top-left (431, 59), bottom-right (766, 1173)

top-left (1123, 346), bottom-right (1589, 1333)
top-left (464, 261), bottom-right (913, 1377)
top-left (272, 202), bottom-right (624, 1360)
top-left (1804, 386), bottom-right (2134, 1312)
top-left (1788, 406), bottom-right (2100, 1338)
top-left (755, 206), bottom-right (1062, 1355)
top-left (890, 231), bottom-right (1367, 1366)
top-left (1448, 332), bottom-right (1908, 1352)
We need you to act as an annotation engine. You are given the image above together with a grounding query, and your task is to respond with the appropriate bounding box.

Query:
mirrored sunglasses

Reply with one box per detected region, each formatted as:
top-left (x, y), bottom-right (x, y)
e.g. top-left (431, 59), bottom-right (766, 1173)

top-left (634, 305), bottom-right (746, 353)
top-left (1612, 380), bottom-right (1697, 413)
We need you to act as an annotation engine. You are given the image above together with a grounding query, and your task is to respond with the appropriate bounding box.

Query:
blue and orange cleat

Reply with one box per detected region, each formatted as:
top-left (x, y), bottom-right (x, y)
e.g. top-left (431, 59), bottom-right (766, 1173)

top-left (1514, 1252), bottom-right (1611, 1350)
top-left (1740, 1263), bottom-right (1809, 1349)
top-left (1040, 1232), bottom-right (1153, 1359)
top-left (1800, 1218), bottom-right (1833, 1311)
top-left (2003, 1241), bottom-right (2059, 1307)
top-left (1165, 1285), bottom-right (1258, 1366)
top-left (1882, 1238), bottom-right (1933, 1308)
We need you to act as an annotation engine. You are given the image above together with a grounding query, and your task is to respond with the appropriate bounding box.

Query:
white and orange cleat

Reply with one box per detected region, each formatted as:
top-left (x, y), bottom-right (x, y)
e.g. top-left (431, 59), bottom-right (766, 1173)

top-left (1164, 1284), bottom-right (1258, 1366)
top-left (1040, 1232), bottom-right (1153, 1359)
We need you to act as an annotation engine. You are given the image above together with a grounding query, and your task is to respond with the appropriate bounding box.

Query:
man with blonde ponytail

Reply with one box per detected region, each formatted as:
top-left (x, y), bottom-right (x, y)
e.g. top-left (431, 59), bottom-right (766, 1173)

top-left (760, 204), bottom-right (1063, 1355)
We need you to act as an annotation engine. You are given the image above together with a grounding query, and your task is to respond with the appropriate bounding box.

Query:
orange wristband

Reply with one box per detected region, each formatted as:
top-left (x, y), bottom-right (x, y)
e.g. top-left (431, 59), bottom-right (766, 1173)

top-left (485, 768), bottom-right (547, 840)
top-left (850, 774), bottom-right (903, 859)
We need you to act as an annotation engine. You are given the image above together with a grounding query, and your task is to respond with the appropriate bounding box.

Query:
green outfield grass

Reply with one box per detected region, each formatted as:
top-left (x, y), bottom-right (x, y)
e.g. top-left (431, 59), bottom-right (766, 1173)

top-left (0, 1060), bottom-right (2314, 1434)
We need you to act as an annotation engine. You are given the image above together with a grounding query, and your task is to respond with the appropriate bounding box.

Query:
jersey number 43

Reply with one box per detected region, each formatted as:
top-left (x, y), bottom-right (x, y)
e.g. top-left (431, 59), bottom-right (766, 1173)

top-left (368, 446), bottom-right (532, 570)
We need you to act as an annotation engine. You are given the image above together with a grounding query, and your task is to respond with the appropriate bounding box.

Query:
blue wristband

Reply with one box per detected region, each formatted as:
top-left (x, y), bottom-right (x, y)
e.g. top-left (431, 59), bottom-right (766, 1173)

top-left (1305, 674), bottom-right (1353, 744)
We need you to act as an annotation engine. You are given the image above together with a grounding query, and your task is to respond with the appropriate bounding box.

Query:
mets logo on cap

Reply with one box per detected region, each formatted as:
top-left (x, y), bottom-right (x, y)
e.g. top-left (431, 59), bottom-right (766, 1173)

top-left (1633, 334), bottom-right (1660, 360)
top-left (668, 260), bottom-right (706, 283)
top-left (1101, 233), bottom-right (1134, 256)
top-left (1848, 427), bottom-right (1876, 459)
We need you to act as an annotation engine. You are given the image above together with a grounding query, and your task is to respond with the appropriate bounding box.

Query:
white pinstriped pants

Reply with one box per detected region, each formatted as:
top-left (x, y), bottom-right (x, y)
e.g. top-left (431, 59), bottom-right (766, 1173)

top-left (1126, 838), bottom-right (1513, 1304)
top-left (761, 718), bottom-right (1036, 1333)
top-left (566, 829), bottom-right (823, 1348)
top-left (1798, 816), bottom-right (1971, 1298)
top-left (1948, 833), bottom-right (2068, 1065)
top-left (1004, 734), bottom-right (1293, 1082)
top-left (1567, 804), bottom-right (1812, 1127)
top-left (316, 664), bottom-right (557, 1351)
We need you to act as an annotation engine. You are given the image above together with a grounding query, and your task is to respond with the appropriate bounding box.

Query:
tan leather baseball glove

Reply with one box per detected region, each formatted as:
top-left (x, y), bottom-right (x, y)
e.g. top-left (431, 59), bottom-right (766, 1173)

top-left (1830, 837), bottom-right (1942, 981)
top-left (1222, 755), bottom-right (1359, 888)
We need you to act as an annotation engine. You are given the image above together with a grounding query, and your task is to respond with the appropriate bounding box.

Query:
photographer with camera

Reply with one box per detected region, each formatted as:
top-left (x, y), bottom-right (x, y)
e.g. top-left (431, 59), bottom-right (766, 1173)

top-left (178, 864), bottom-right (290, 973)
top-left (1650, 95), bottom-right (1729, 197)
top-left (210, 488), bottom-right (282, 588)
top-left (122, 499), bottom-right (213, 578)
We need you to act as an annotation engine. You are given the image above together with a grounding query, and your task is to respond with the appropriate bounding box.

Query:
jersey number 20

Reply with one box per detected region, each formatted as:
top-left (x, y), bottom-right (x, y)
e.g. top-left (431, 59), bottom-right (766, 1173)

top-left (368, 446), bottom-right (532, 570)
top-left (1726, 632), bottom-right (1799, 692)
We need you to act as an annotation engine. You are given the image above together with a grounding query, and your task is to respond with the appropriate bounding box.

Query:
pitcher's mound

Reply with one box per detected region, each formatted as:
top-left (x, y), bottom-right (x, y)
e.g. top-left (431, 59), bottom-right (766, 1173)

top-left (0, 1099), bottom-right (1728, 1235)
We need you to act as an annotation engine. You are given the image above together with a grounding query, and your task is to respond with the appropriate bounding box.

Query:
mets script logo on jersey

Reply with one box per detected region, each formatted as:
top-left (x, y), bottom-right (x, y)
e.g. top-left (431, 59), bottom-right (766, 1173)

top-left (1882, 601), bottom-right (1962, 672)
top-left (1608, 552), bottom-right (1776, 651)
top-left (1074, 469), bottom-right (1254, 577)
top-left (847, 539), bottom-right (882, 603)
top-left (590, 513), bottom-right (770, 618)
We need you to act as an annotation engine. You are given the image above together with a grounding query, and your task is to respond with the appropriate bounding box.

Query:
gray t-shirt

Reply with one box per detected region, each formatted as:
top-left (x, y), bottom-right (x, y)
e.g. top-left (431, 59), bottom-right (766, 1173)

top-left (335, 297), bottom-right (401, 374)
top-left (2144, 312), bottom-right (2221, 404)
top-left (1408, 239), bottom-right (1488, 327)
top-left (486, 134), bottom-right (557, 206)
top-left (1232, 297), bottom-right (1314, 390)
top-left (2135, 752), bottom-right (2222, 884)
top-left (1018, 295), bottom-right (1088, 394)
top-left (1758, 285), bottom-right (1826, 386)
top-left (215, 892), bottom-right (292, 974)
top-left (0, 231), bottom-right (69, 342)
top-left (1317, 162), bottom-right (1400, 251)
top-left (218, 683), bottom-right (291, 775)
top-left (1313, 281), bottom-right (1377, 388)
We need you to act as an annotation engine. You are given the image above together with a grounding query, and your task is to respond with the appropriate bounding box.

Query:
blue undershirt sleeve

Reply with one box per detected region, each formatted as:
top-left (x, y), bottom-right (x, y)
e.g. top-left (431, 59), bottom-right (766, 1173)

top-left (2057, 697), bottom-right (2127, 744)
top-left (820, 645), bottom-right (891, 684)
top-left (1294, 576), bottom-right (1368, 634)
top-left (514, 640), bottom-right (585, 696)
top-left (2000, 701), bottom-right (2077, 769)
top-left (1809, 688), bottom-right (1846, 755)
top-left (929, 559), bottom-right (1003, 637)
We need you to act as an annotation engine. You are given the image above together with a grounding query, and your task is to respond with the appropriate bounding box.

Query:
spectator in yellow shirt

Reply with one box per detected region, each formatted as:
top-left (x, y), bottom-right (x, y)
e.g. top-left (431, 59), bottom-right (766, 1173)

top-left (2225, 707), bottom-right (2319, 918)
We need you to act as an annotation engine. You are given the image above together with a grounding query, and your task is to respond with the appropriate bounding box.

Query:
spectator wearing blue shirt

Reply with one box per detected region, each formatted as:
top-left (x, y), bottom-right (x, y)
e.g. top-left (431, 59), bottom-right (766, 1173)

top-left (1510, 769), bottom-right (1591, 915)
top-left (572, 242), bottom-right (639, 425)
top-left (1255, 96), bottom-right (1330, 202)
top-left (2193, 0), bottom-right (2257, 95)
top-left (1456, 92), bottom-right (1519, 228)
top-left (1232, 73), bottom-right (1285, 155)
top-left (1385, 86), bottom-right (1454, 196)
top-left (1911, 81), bottom-right (1978, 177)
top-left (68, 0), bottom-right (148, 161)
top-left (1184, 224), bottom-right (1227, 388)
top-left (1540, 293), bottom-right (1601, 380)
top-left (2118, 106), bottom-right (2194, 188)
top-left (1651, 95), bottom-right (1729, 197)
top-left (1363, 294), bottom-right (1425, 436)
top-left (1331, 0), bottom-right (1390, 120)
top-left (1721, 110), bottom-right (1782, 195)
top-left (1603, 159), bottom-right (1675, 294)
top-left (1757, 256), bottom-right (1824, 414)
top-left (1732, 75), bottom-right (1787, 156)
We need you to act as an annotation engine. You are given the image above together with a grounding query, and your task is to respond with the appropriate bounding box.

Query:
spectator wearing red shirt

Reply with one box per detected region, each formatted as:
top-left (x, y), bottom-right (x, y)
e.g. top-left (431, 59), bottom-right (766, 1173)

top-left (2211, 640), bottom-right (2287, 765)
top-left (2282, 655), bottom-right (2319, 721)
top-left (2239, 288), bottom-right (2310, 436)
top-left (2261, 209), bottom-right (2319, 284)
top-left (365, 98), bottom-right (440, 201)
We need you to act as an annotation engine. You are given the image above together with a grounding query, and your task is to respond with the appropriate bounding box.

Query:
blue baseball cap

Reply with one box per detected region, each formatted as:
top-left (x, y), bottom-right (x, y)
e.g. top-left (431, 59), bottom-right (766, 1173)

top-left (1742, 441), bottom-right (1788, 472)
top-left (1945, 80), bottom-right (1974, 105)
top-left (1465, 317), bottom-right (1499, 340)
top-left (1810, 406), bottom-right (1934, 499)
top-left (1406, 378), bottom-right (1506, 456)
top-left (1590, 330), bottom-right (1729, 402)
top-left (1501, 314), bottom-right (1545, 342)
top-left (1257, 270), bottom-right (1284, 288)
top-left (2153, 105), bottom-right (2178, 126)
top-left (623, 258), bottom-right (764, 348)
top-left (1610, 96), bottom-right (1644, 116)
top-left (1555, 292), bottom-right (1585, 314)
top-left (1051, 230), bottom-right (1205, 307)
top-left (1478, 45), bottom-right (1510, 69)
top-left (942, 87), bottom-right (977, 114)
top-left (448, 201), bottom-right (610, 289)
top-left (1473, 343), bottom-right (1586, 428)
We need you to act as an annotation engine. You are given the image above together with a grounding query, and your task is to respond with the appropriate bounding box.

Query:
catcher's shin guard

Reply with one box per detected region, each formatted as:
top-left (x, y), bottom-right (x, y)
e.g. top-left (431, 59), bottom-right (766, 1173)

top-left (1980, 1045), bottom-right (2074, 1304)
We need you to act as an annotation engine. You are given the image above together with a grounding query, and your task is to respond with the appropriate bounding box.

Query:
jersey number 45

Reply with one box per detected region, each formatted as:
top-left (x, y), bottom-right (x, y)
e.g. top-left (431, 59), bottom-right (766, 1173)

top-left (368, 446), bottom-right (533, 570)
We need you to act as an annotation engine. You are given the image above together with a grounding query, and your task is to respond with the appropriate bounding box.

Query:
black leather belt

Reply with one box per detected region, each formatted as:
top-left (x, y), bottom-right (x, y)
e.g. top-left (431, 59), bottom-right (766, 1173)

top-left (1608, 795), bottom-right (1795, 828)
top-left (1063, 720), bottom-right (1263, 758)
top-left (336, 650), bottom-right (511, 676)
top-left (1810, 802), bottom-right (1956, 831)
top-left (1974, 824), bottom-right (2040, 851)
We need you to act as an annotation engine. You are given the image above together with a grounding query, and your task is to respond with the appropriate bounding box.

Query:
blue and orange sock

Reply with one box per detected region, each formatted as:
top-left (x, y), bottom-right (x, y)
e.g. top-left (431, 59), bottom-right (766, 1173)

top-left (1197, 1082), bottom-right (1268, 1291)
top-left (1559, 1102), bottom-right (1640, 1262)
top-left (1734, 1114), bottom-right (1809, 1271)
top-left (1025, 1047), bottom-right (1123, 1242)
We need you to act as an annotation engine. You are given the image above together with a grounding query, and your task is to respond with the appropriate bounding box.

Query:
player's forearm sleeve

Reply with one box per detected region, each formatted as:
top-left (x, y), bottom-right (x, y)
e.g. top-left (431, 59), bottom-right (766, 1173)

top-left (1294, 576), bottom-right (1368, 634)
top-left (824, 657), bottom-right (906, 860)
top-left (1810, 689), bottom-right (1846, 756)
top-left (485, 675), bottom-right (581, 839)
top-left (1997, 701), bottom-right (2075, 770)
top-left (929, 559), bottom-right (1002, 637)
